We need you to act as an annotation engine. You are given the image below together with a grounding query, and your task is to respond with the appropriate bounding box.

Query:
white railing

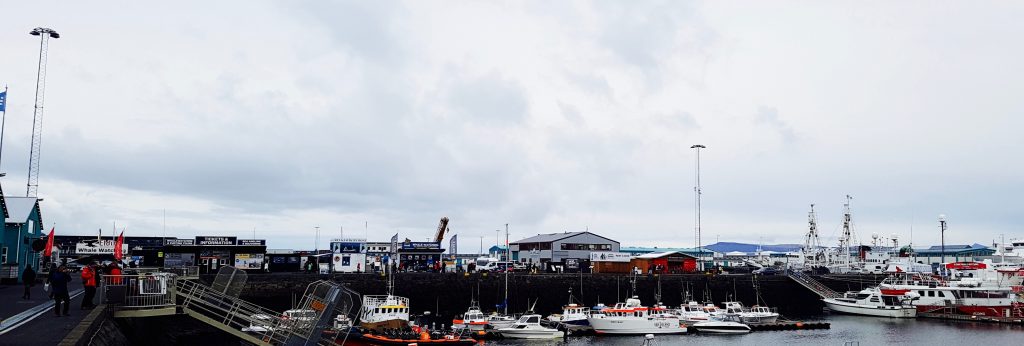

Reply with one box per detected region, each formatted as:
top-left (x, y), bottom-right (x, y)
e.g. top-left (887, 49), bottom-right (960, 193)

top-left (100, 273), bottom-right (177, 310)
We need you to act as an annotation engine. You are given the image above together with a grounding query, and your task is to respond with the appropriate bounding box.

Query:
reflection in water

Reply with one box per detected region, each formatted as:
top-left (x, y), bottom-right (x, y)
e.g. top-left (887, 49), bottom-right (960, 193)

top-left (481, 315), bottom-right (1023, 346)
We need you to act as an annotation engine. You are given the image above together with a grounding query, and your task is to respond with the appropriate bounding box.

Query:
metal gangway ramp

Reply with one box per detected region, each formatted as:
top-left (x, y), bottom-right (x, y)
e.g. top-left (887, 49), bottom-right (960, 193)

top-left (175, 267), bottom-right (348, 346)
top-left (787, 270), bottom-right (843, 299)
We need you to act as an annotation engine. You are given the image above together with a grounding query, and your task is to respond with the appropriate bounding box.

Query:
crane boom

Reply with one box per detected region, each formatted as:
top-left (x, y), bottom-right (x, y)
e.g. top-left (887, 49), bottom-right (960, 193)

top-left (433, 217), bottom-right (450, 243)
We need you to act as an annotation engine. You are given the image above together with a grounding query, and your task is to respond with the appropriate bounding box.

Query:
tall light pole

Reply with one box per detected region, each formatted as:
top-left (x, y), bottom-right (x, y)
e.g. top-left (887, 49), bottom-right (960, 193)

top-left (26, 27), bottom-right (59, 197)
top-left (691, 144), bottom-right (706, 271)
top-left (495, 229), bottom-right (501, 259)
top-left (938, 215), bottom-right (947, 267)
top-left (314, 226), bottom-right (321, 273)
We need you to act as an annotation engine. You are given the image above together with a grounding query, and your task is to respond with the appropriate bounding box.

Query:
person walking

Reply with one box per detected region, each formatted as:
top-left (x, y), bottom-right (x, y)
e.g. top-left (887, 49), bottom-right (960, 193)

top-left (81, 262), bottom-right (98, 309)
top-left (48, 265), bottom-right (72, 316)
top-left (22, 266), bottom-right (37, 300)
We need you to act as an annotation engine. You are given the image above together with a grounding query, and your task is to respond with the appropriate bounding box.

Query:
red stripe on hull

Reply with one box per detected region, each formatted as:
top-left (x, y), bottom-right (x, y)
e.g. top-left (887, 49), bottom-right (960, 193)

top-left (916, 305), bottom-right (1012, 317)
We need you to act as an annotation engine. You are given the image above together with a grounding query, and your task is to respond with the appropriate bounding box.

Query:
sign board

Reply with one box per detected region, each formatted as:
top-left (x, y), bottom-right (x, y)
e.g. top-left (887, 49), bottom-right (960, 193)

top-left (75, 240), bottom-right (128, 255)
top-left (165, 239), bottom-right (195, 246)
top-left (195, 236), bottom-right (237, 246)
top-left (589, 251), bottom-right (632, 263)
top-left (236, 239), bottom-right (266, 246)
top-left (401, 242), bottom-right (441, 250)
top-left (234, 253), bottom-right (265, 269)
top-left (565, 258), bottom-right (580, 269)
top-left (331, 242), bottom-right (363, 254)
top-left (449, 235), bottom-right (457, 255)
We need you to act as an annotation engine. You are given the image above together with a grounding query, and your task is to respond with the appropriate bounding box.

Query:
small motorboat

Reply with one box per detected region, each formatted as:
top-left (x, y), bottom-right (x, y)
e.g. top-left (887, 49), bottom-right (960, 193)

top-left (690, 314), bottom-right (751, 334)
top-left (498, 314), bottom-right (563, 339)
top-left (823, 287), bottom-right (918, 318)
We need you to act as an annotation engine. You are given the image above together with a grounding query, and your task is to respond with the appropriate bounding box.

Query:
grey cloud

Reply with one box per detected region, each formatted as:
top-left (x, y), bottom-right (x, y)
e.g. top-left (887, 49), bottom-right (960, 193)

top-left (755, 107), bottom-right (797, 144)
top-left (446, 74), bottom-right (528, 126)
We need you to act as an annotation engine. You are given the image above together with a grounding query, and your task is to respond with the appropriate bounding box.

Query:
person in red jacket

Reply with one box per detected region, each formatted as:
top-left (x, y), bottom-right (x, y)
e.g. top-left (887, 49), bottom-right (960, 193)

top-left (80, 262), bottom-right (97, 309)
top-left (109, 263), bottom-right (123, 285)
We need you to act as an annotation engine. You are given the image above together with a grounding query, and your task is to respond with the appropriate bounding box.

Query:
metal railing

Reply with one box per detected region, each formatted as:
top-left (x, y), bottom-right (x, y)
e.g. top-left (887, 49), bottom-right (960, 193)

top-left (175, 278), bottom-right (297, 345)
top-left (99, 273), bottom-right (178, 313)
top-left (163, 266), bottom-right (200, 279)
top-left (788, 270), bottom-right (842, 299)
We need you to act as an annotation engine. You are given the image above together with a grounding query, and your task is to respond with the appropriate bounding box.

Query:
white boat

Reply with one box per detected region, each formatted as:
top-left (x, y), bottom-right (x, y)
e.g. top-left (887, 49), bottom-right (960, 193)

top-left (677, 301), bottom-right (711, 322)
top-left (587, 297), bottom-right (686, 335)
top-left (360, 295), bottom-right (411, 329)
top-left (487, 313), bottom-right (517, 329)
top-left (691, 314), bottom-right (751, 334)
top-left (880, 266), bottom-right (1024, 318)
top-left (722, 301), bottom-right (779, 324)
top-left (823, 287), bottom-right (917, 318)
top-left (498, 314), bottom-right (562, 339)
top-left (452, 304), bottom-right (488, 331)
top-left (546, 303), bottom-right (591, 326)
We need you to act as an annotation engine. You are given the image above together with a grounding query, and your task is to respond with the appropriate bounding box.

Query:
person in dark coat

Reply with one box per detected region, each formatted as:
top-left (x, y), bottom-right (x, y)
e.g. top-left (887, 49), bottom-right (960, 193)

top-left (22, 266), bottom-right (37, 300)
top-left (48, 265), bottom-right (72, 316)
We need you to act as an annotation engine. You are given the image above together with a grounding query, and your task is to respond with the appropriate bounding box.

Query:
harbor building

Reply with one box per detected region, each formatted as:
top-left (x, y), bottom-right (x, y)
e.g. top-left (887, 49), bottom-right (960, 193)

top-left (330, 238), bottom-right (367, 272)
top-left (364, 241), bottom-right (393, 272)
top-left (591, 251), bottom-right (698, 273)
top-left (1, 196), bottom-right (44, 284)
top-left (52, 235), bottom-right (167, 267)
top-left (621, 246), bottom-right (716, 268)
top-left (162, 236), bottom-right (267, 273)
top-left (913, 244), bottom-right (996, 267)
top-left (510, 231), bottom-right (619, 271)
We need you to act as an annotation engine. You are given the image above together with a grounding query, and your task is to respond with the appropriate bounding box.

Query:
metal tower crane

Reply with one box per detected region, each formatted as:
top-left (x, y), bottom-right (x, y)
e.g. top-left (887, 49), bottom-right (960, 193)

top-left (26, 27), bottom-right (60, 197)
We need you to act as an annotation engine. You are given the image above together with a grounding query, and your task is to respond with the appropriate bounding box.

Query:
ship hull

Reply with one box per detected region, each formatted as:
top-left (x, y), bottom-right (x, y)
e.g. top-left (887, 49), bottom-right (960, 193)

top-left (824, 299), bottom-right (917, 318)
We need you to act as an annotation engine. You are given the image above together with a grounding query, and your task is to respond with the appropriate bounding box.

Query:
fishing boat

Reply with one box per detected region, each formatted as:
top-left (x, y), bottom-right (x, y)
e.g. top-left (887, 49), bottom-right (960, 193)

top-left (451, 303), bottom-right (488, 331)
top-left (498, 314), bottom-right (563, 339)
top-left (587, 297), bottom-right (686, 335)
top-left (722, 302), bottom-right (779, 324)
top-left (879, 265), bottom-right (1024, 317)
top-left (360, 254), bottom-right (411, 330)
top-left (546, 288), bottom-right (591, 326)
top-left (677, 301), bottom-right (711, 322)
top-left (823, 287), bottom-right (917, 318)
top-left (690, 314), bottom-right (751, 334)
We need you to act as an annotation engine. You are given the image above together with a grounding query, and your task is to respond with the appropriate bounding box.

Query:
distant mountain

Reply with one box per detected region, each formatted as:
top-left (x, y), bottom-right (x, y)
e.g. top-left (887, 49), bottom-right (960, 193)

top-left (705, 242), bottom-right (803, 254)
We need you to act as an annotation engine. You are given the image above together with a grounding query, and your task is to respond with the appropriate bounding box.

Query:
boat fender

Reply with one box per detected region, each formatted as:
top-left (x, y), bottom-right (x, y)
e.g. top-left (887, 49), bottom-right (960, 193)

top-left (795, 322), bottom-right (803, 328)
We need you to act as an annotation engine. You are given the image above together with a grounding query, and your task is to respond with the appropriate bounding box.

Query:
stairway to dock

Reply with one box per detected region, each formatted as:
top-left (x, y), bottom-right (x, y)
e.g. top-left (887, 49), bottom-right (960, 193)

top-left (787, 270), bottom-right (843, 299)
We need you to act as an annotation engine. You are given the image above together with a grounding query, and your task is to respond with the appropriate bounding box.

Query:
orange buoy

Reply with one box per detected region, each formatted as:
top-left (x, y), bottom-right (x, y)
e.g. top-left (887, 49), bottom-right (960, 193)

top-left (420, 332), bottom-right (430, 341)
top-left (795, 322), bottom-right (803, 328)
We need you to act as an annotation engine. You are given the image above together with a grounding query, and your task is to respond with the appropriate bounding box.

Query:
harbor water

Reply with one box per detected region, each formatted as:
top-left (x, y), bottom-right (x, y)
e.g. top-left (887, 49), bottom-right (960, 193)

top-left (482, 315), bottom-right (1024, 346)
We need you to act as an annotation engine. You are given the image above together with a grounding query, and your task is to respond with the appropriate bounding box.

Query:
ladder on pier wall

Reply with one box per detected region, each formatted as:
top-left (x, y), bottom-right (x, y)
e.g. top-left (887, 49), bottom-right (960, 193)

top-left (787, 270), bottom-right (843, 299)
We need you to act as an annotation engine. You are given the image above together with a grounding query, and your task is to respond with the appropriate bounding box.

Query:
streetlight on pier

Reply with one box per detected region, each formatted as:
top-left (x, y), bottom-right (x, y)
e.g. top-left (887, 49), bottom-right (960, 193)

top-left (938, 215), bottom-right (947, 267)
top-left (690, 144), bottom-right (706, 271)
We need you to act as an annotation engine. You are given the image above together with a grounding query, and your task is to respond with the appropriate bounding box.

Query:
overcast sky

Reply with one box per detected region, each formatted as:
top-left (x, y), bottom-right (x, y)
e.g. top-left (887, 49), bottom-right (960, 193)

top-left (0, 1), bottom-right (1021, 251)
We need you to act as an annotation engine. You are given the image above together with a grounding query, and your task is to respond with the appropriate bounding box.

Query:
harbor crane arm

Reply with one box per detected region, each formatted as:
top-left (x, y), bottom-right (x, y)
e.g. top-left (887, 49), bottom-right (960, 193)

top-left (433, 217), bottom-right (450, 243)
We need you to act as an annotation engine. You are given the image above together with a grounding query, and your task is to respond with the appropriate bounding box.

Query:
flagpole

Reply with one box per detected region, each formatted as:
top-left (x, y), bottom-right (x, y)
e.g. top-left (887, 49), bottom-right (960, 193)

top-left (0, 85), bottom-right (7, 171)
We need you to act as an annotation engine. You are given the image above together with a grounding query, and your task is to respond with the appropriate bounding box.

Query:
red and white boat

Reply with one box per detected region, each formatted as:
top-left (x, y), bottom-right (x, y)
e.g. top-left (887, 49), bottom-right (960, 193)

top-left (587, 296), bottom-right (686, 335)
top-left (879, 261), bottom-right (1024, 318)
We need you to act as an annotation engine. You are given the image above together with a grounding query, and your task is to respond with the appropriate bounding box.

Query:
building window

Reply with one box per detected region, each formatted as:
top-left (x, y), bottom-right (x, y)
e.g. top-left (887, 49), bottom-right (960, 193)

top-left (1, 247), bottom-right (7, 263)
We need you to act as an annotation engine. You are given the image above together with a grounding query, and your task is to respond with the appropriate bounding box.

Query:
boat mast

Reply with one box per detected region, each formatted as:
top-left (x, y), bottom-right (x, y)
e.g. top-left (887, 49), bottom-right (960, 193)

top-left (805, 204), bottom-right (821, 267)
top-left (504, 223), bottom-right (509, 316)
top-left (841, 195), bottom-right (854, 268)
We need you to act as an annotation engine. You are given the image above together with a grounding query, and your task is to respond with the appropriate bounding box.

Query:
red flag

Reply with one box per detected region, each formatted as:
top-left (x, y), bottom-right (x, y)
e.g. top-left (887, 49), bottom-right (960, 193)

top-left (114, 231), bottom-right (124, 261)
top-left (43, 227), bottom-right (55, 257)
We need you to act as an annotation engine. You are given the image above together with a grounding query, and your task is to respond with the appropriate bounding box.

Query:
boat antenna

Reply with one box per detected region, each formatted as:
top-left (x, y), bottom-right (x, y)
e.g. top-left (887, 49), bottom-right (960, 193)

top-left (504, 223), bottom-right (509, 316)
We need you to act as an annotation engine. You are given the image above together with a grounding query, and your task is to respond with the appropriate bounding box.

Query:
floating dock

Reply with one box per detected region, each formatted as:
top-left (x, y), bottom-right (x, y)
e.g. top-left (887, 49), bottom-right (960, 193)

top-left (918, 312), bottom-right (1024, 325)
top-left (746, 321), bottom-right (830, 331)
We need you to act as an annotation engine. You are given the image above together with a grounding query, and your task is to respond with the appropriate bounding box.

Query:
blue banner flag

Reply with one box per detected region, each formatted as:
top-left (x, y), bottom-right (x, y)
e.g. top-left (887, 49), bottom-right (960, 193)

top-left (0, 91), bottom-right (7, 112)
top-left (390, 233), bottom-right (399, 254)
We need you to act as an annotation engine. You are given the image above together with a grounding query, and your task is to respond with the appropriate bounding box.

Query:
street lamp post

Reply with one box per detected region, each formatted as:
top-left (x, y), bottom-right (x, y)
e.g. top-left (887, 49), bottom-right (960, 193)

top-left (938, 215), bottom-right (947, 267)
top-left (314, 226), bottom-right (321, 273)
top-left (690, 144), bottom-right (706, 271)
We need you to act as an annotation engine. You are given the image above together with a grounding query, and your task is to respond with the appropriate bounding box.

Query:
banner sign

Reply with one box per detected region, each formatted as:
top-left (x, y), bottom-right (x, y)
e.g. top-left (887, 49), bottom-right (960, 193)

top-left (195, 236), bottom-right (237, 245)
top-left (237, 239), bottom-right (266, 246)
top-left (234, 253), bottom-right (264, 269)
top-left (165, 239), bottom-right (195, 246)
top-left (75, 240), bottom-right (128, 255)
top-left (449, 235), bottom-right (457, 255)
top-left (331, 242), bottom-right (363, 254)
top-left (589, 251), bottom-right (632, 262)
top-left (401, 242), bottom-right (441, 250)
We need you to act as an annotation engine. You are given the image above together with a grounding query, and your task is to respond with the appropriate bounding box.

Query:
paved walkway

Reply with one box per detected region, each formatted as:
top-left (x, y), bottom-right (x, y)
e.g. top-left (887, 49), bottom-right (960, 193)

top-left (0, 280), bottom-right (97, 345)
